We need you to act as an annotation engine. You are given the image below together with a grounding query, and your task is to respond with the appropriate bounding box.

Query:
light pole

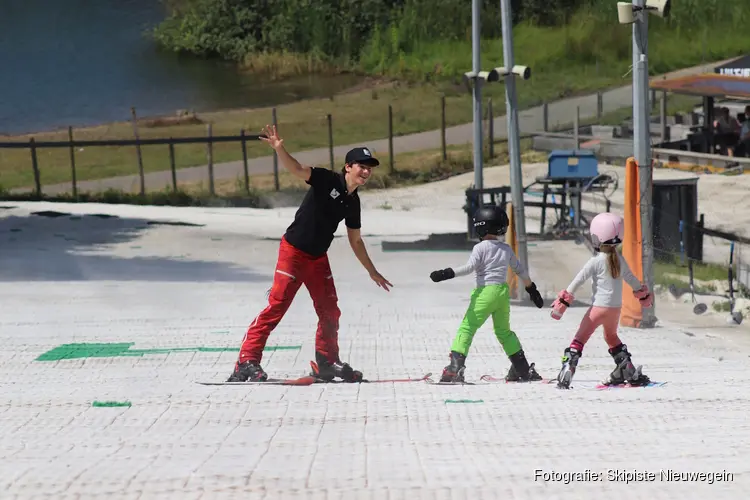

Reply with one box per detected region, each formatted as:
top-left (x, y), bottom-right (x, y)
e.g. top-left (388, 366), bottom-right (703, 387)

top-left (617, 0), bottom-right (671, 327)
top-left (463, 0), bottom-right (532, 275)
top-left (500, 0), bottom-right (530, 275)
top-left (471, 0), bottom-right (483, 191)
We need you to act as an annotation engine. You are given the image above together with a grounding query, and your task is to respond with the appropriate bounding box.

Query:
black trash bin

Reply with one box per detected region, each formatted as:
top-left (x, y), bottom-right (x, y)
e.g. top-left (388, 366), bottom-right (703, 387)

top-left (652, 177), bottom-right (703, 262)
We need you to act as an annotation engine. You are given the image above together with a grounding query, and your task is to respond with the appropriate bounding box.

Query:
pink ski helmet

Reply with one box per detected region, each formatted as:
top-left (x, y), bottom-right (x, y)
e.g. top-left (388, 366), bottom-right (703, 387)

top-left (589, 212), bottom-right (624, 247)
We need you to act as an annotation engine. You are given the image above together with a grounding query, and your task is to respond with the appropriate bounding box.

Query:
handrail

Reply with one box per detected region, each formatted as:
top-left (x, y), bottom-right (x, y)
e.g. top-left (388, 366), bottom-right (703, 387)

top-left (527, 129), bottom-right (750, 166)
top-left (0, 134), bottom-right (263, 148)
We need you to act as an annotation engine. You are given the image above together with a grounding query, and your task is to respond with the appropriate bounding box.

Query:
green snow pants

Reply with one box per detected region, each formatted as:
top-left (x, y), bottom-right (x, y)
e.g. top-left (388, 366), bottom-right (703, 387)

top-left (451, 283), bottom-right (522, 357)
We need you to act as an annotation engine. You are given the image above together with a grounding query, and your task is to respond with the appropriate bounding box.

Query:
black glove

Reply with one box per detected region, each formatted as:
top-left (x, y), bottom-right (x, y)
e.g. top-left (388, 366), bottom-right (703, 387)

top-left (430, 268), bottom-right (455, 282)
top-left (526, 282), bottom-right (544, 308)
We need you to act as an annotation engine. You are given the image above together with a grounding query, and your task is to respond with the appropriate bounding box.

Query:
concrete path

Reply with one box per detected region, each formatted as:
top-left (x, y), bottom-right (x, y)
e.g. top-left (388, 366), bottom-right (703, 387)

top-left (35, 60), bottom-right (728, 196)
top-left (1, 201), bottom-right (749, 498)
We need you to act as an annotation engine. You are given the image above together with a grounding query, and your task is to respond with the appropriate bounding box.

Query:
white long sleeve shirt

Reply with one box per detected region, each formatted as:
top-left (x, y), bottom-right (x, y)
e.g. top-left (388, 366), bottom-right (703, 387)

top-left (453, 240), bottom-right (529, 287)
top-left (566, 252), bottom-right (643, 307)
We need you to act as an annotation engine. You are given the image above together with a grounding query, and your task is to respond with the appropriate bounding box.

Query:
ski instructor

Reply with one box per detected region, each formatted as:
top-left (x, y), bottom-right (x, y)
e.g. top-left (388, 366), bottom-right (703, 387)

top-left (228, 124), bottom-right (393, 383)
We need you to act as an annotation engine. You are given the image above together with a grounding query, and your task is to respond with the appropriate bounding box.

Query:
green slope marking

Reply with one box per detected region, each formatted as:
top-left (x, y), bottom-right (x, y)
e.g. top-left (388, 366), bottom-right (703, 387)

top-left (444, 399), bottom-right (484, 404)
top-left (92, 401), bottom-right (132, 408)
top-left (36, 343), bottom-right (301, 361)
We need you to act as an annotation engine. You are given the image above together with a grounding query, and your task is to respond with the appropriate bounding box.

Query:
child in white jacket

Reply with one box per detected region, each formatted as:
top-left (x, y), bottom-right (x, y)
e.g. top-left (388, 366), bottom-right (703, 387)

top-left (550, 212), bottom-right (653, 389)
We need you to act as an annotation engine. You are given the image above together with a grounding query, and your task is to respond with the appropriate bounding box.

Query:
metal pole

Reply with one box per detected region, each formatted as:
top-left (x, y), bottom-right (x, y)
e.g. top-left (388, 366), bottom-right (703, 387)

top-left (500, 0), bottom-right (528, 273)
top-left (472, 0), bottom-right (483, 191)
top-left (632, 0), bottom-right (656, 326)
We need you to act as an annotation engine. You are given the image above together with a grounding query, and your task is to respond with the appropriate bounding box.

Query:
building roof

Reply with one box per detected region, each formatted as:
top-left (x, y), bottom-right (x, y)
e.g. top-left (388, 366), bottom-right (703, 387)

top-left (649, 73), bottom-right (750, 100)
top-left (715, 55), bottom-right (750, 76)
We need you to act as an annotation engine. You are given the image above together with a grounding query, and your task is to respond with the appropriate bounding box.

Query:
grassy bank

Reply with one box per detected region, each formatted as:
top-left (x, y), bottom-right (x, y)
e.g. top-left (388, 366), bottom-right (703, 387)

top-left (0, 81), bottom-right (702, 195)
top-left (2, 7), bottom-right (748, 192)
top-left (0, 139), bottom-right (543, 206)
top-left (653, 257), bottom-right (750, 313)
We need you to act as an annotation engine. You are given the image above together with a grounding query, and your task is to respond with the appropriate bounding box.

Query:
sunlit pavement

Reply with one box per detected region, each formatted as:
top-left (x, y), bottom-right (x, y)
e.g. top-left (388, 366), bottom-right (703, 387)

top-left (1, 202), bottom-right (747, 499)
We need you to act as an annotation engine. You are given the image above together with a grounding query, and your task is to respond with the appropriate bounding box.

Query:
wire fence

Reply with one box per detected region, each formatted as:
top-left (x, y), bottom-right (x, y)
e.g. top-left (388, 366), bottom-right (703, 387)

top-left (737, 243), bottom-right (750, 294)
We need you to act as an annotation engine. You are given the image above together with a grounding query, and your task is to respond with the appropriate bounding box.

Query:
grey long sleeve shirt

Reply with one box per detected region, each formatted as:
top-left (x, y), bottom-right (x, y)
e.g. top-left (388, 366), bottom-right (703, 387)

top-left (453, 240), bottom-right (530, 287)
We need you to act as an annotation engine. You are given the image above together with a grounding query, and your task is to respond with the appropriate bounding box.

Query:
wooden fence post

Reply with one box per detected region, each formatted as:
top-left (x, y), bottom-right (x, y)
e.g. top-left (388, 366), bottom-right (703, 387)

top-left (441, 95), bottom-right (447, 160)
top-left (68, 126), bottom-right (77, 200)
top-left (488, 98), bottom-right (494, 159)
top-left (206, 123), bottom-right (214, 195)
top-left (272, 107), bottom-right (279, 191)
top-left (168, 139), bottom-right (177, 192)
top-left (388, 104), bottom-right (394, 174)
top-left (660, 91), bottom-right (668, 143)
top-left (327, 114), bottom-right (334, 170)
top-left (29, 138), bottom-right (41, 198)
top-left (130, 107), bottom-right (145, 196)
top-left (241, 129), bottom-right (249, 194)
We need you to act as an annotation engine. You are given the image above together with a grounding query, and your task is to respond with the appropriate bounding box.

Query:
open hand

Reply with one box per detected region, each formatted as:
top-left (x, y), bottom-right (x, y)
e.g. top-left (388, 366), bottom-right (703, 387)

top-left (370, 271), bottom-right (393, 291)
top-left (260, 124), bottom-right (283, 150)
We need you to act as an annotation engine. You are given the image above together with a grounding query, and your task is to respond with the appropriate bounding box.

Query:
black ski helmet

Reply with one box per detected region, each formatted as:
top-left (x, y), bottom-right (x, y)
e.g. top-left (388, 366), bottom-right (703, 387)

top-left (473, 205), bottom-right (509, 238)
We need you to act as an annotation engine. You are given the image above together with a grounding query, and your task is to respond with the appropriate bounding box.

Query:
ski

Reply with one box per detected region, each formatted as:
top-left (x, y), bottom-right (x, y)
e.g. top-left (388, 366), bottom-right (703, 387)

top-left (308, 360), bottom-right (432, 384)
top-left (362, 373), bottom-right (433, 383)
top-left (426, 380), bottom-right (478, 385)
top-left (311, 373), bottom-right (434, 384)
top-left (197, 376), bottom-right (318, 386)
top-left (480, 374), bottom-right (556, 384)
top-left (595, 381), bottom-right (667, 390)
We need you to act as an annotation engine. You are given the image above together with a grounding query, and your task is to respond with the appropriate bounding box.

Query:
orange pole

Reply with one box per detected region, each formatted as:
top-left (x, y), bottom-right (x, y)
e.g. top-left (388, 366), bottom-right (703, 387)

top-left (620, 157), bottom-right (645, 327)
top-left (507, 202), bottom-right (519, 299)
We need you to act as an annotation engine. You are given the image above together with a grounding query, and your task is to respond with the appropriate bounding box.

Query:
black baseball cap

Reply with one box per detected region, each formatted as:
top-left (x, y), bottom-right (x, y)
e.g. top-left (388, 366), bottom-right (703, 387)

top-left (345, 147), bottom-right (380, 166)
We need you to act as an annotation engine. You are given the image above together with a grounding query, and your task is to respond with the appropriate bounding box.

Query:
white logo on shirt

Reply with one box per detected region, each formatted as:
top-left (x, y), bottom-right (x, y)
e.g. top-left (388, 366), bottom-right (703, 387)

top-left (330, 188), bottom-right (340, 199)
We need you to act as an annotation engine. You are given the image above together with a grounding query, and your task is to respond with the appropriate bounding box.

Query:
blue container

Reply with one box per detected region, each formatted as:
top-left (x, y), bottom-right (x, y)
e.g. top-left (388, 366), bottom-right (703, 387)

top-left (547, 150), bottom-right (598, 179)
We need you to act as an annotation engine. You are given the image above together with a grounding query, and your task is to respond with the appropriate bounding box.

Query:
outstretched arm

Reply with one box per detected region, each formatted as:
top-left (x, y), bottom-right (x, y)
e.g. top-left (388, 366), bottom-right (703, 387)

top-left (430, 246), bottom-right (481, 282)
top-left (620, 255), bottom-right (644, 291)
top-left (551, 258), bottom-right (596, 319)
top-left (260, 124), bottom-right (311, 182)
top-left (566, 258), bottom-right (596, 295)
top-left (348, 227), bottom-right (392, 291)
top-left (620, 255), bottom-right (652, 306)
top-left (509, 252), bottom-right (544, 308)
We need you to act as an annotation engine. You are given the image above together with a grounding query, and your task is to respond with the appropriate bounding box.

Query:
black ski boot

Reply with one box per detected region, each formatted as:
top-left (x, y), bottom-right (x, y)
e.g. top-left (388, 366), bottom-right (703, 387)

top-left (556, 347), bottom-right (581, 389)
top-left (227, 361), bottom-right (268, 382)
top-left (603, 343), bottom-right (650, 386)
top-left (440, 351), bottom-right (467, 382)
top-left (311, 352), bottom-right (363, 382)
top-left (505, 350), bottom-right (543, 382)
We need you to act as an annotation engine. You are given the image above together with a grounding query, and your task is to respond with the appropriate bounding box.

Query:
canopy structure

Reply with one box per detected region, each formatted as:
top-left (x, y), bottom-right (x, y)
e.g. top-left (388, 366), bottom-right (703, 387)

top-left (649, 73), bottom-right (750, 154)
top-left (649, 73), bottom-right (750, 100)
top-left (714, 55), bottom-right (750, 78)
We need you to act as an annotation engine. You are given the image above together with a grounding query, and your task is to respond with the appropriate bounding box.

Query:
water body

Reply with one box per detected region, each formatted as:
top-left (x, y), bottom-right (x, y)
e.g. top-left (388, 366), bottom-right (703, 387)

top-left (0, 0), bottom-right (361, 135)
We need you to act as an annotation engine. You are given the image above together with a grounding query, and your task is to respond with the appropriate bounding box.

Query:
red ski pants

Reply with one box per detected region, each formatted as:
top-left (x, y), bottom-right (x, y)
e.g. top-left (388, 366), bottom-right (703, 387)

top-left (239, 237), bottom-right (341, 364)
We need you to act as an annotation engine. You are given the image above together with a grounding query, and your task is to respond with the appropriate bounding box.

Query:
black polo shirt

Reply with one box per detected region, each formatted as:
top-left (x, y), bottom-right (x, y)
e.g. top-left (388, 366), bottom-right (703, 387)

top-left (283, 167), bottom-right (361, 257)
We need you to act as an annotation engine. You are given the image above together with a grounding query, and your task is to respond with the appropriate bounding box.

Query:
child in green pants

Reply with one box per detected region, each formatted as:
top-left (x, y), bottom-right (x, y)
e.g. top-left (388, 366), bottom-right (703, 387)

top-left (429, 205), bottom-right (545, 382)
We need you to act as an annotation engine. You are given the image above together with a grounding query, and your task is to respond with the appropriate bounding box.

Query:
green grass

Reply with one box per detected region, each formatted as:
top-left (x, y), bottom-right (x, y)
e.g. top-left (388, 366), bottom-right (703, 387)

top-left (1, 14), bottom-right (748, 194)
top-left (712, 301), bottom-right (732, 312)
top-left (653, 258), bottom-right (727, 295)
top-left (0, 138), bottom-right (543, 207)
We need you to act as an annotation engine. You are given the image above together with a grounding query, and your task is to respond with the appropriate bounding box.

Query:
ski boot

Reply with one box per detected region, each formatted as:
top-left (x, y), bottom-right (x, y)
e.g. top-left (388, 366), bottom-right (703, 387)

top-left (602, 344), bottom-right (650, 386)
top-left (505, 350), bottom-right (543, 382)
top-left (227, 361), bottom-right (268, 382)
top-left (556, 347), bottom-right (581, 389)
top-left (440, 351), bottom-right (466, 382)
top-left (311, 351), bottom-right (363, 382)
